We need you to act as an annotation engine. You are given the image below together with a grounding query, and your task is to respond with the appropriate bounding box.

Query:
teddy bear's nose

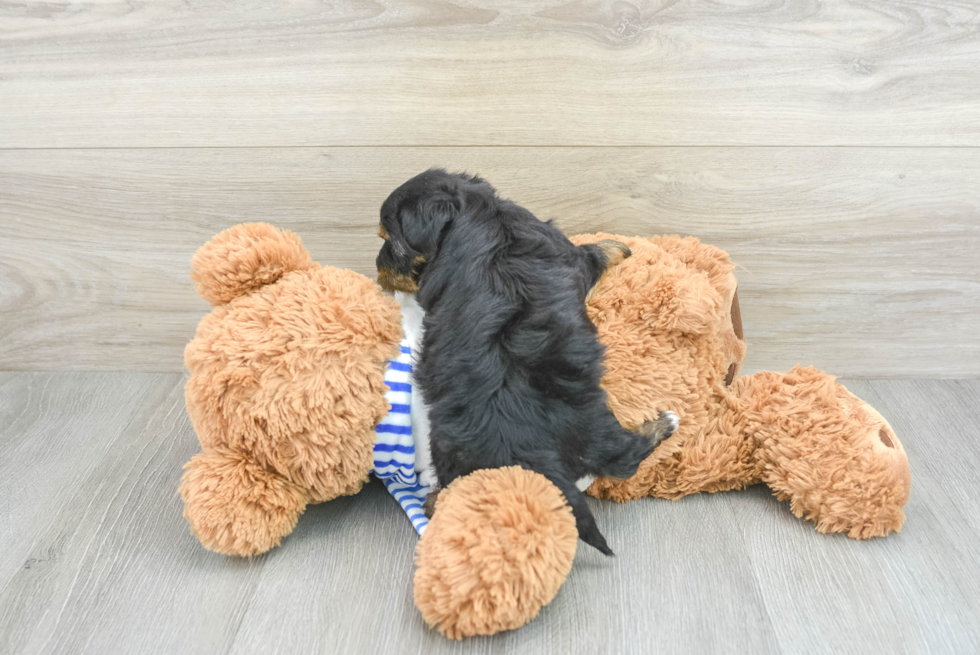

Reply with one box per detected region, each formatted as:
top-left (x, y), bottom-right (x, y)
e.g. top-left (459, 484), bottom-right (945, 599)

top-left (878, 427), bottom-right (895, 449)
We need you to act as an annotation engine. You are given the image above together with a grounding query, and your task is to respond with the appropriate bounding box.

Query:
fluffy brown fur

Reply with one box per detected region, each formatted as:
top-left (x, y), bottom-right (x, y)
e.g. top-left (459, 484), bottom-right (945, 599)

top-left (181, 223), bottom-right (401, 555)
top-left (413, 466), bottom-right (577, 639)
top-left (573, 233), bottom-right (910, 538)
top-left (180, 223), bottom-right (911, 638)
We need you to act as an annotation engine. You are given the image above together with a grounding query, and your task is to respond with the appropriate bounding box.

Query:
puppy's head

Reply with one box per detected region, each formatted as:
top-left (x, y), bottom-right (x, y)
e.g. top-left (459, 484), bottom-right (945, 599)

top-left (376, 169), bottom-right (485, 292)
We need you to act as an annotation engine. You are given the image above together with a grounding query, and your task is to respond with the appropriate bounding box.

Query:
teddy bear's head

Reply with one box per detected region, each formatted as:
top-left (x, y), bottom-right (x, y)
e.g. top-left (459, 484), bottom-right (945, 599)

top-left (571, 232), bottom-right (744, 478)
top-left (573, 233), bottom-right (910, 537)
top-left (589, 234), bottom-right (743, 406)
top-left (181, 223), bottom-right (401, 554)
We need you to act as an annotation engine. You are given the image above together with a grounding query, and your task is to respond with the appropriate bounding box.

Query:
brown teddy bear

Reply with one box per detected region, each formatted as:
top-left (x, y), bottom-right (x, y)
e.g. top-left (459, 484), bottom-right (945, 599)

top-left (180, 223), bottom-right (911, 639)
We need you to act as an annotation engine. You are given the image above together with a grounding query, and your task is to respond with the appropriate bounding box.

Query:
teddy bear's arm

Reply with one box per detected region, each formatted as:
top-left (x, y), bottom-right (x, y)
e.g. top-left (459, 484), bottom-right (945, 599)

top-left (180, 448), bottom-right (309, 556)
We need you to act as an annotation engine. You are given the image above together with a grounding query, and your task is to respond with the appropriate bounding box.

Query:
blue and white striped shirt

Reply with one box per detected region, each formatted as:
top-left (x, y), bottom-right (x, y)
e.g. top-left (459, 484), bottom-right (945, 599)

top-left (372, 292), bottom-right (433, 535)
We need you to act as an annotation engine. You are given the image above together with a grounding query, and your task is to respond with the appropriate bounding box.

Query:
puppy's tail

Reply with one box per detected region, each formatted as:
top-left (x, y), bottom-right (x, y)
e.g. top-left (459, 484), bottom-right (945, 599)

top-left (523, 459), bottom-right (616, 556)
top-left (576, 506), bottom-right (615, 556)
top-left (553, 478), bottom-right (614, 555)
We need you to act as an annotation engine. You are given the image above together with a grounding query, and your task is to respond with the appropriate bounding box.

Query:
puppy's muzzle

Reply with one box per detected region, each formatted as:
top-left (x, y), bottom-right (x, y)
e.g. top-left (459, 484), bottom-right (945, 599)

top-left (378, 267), bottom-right (419, 293)
top-left (377, 238), bottom-right (421, 292)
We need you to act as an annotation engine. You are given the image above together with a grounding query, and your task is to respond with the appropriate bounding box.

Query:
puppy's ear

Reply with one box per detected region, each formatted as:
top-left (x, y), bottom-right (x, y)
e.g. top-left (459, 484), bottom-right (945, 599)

top-left (402, 190), bottom-right (462, 257)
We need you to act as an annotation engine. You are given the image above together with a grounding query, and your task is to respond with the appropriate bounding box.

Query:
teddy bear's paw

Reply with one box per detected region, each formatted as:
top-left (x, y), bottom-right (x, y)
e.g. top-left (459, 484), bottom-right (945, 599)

top-left (180, 448), bottom-right (309, 556)
top-left (414, 467), bottom-right (577, 639)
top-left (639, 411), bottom-right (679, 449)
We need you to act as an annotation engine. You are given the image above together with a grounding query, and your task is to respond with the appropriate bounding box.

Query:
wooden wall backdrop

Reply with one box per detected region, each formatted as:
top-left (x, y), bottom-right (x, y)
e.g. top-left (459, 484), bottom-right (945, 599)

top-left (1, 1), bottom-right (978, 376)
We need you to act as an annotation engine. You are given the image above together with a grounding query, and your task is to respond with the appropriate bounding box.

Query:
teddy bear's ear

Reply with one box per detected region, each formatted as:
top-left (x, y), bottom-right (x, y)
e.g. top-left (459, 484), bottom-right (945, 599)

top-left (191, 223), bottom-right (316, 306)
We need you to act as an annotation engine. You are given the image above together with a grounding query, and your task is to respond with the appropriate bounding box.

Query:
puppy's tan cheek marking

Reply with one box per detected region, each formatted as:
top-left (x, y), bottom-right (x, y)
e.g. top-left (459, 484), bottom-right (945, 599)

top-left (377, 267), bottom-right (419, 293)
top-left (378, 224), bottom-right (390, 240)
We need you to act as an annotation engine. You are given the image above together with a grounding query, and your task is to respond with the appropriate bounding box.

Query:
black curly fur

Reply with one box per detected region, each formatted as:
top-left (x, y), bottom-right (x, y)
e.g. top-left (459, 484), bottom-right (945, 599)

top-left (376, 169), bottom-right (672, 555)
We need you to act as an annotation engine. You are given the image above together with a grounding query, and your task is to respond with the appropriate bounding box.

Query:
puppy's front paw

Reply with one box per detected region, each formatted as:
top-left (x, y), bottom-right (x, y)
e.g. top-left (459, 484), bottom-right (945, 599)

top-left (423, 488), bottom-right (441, 518)
top-left (639, 411), bottom-right (679, 449)
top-left (595, 239), bottom-right (632, 267)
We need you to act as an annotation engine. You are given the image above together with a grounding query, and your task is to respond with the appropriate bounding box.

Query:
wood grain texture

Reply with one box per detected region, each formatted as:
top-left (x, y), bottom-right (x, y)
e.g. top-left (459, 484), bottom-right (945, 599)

top-left (731, 379), bottom-right (980, 655)
top-left (1, 373), bottom-right (978, 654)
top-left (1, 1), bottom-right (979, 147)
top-left (0, 373), bottom-right (266, 654)
top-left (2, 147), bottom-right (977, 376)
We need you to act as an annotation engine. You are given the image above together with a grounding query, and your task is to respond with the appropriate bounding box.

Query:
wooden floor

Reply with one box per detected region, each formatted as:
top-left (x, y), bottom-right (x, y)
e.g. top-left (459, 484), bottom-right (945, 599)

top-left (2, 2), bottom-right (979, 653)
top-left (2, 1), bottom-right (979, 378)
top-left (0, 372), bottom-right (977, 654)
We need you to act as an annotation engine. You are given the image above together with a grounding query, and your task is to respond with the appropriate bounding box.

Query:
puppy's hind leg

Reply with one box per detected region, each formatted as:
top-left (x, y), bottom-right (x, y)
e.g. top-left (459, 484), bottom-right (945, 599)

top-left (593, 239), bottom-right (632, 267)
top-left (585, 411), bottom-right (678, 481)
top-left (576, 240), bottom-right (632, 301)
top-left (637, 411), bottom-right (679, 448)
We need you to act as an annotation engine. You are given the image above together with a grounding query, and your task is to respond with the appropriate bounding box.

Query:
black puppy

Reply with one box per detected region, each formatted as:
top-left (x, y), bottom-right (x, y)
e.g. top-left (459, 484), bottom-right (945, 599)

top-left (376, 169), bottom-right (676, 555)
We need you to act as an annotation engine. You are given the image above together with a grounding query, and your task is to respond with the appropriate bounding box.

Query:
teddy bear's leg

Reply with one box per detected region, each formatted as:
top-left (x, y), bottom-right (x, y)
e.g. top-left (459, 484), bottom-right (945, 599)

top-left (413, 467), bottom-right (578, 639)
top-left (588, 392), bottom-right (761, 503)
top-left (180, 448), bottom-right (309, 556)
top-left (735, 367), bottom-right (912, 538)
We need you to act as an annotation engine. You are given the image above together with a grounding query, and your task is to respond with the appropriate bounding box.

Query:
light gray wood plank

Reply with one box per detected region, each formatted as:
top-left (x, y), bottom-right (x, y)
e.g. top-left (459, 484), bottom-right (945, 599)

top-left (2, 374), bottom-right (978, 655)
top-left (0, 372), bottom-right (777, 655)
top-left (229, 478), bottom-right (780, 655)
top-left (857, 380), bottom-right (980, 579)
top-left (0, 372), bottom-right (174, 587)
top-left (727, 379), bottom-right (980, 655)
top-left (2, 147), bottom-right (977, 376)
top-left (0, 372), bottom-right (268, 655)
top-left (1, 1), bottom-right (978, 147)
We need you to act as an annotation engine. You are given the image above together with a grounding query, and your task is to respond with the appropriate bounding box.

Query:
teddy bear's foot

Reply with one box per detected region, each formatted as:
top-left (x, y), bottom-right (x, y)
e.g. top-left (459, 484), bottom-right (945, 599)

top-left (180, 448), bottom-right (309, 556)
top-left (738, 367), bottom-right (912, 538)
top-left (414, 467), bottom-right (577, 639)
